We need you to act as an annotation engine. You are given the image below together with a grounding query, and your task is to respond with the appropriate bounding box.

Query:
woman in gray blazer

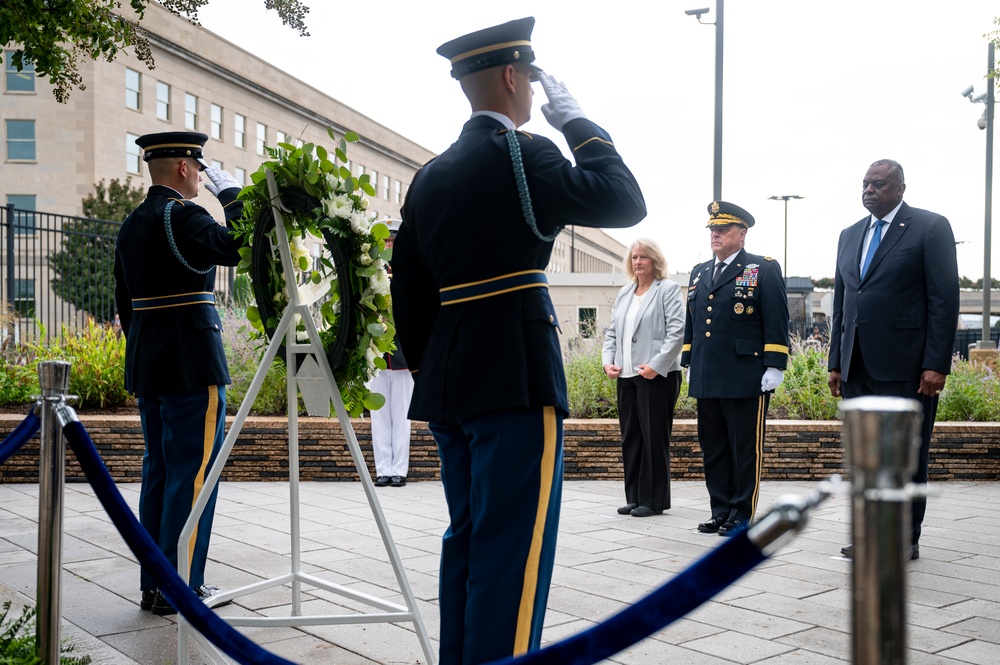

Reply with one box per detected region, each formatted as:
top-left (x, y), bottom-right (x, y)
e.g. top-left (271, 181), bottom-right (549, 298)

top-left (602, 238), bottom-right (685, 517)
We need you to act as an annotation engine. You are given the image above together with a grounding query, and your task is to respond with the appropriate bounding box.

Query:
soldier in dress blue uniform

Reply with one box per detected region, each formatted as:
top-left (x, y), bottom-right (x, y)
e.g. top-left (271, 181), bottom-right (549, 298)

top-left (114, 131), bottom-right (243, 615)
top-left (390, 17), bottom-right (646, 665)
top-left (681, 202), bottom-right (789, 538)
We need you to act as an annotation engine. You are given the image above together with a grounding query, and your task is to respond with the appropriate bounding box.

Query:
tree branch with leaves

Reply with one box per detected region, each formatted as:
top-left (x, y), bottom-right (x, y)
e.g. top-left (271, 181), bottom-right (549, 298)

top-left (0, 0), bottom-right (309, 103)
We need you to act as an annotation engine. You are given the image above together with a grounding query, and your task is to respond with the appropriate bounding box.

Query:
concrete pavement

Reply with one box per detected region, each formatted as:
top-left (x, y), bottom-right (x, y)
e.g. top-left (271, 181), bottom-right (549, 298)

top-left (1, 478), bottom-right (999, 664)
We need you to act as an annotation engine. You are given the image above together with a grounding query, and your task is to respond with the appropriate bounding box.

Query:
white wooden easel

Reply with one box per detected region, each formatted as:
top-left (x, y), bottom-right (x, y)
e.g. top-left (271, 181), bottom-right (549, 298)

top-left (176, 170), bottom-right (435, 664)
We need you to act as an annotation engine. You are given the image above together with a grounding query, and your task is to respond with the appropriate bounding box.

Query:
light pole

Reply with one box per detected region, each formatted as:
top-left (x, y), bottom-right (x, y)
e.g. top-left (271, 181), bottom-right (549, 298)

top-left (768, 195), bottom-right (803, 282)
top-left (686, 2), bottom-right (724, 201)
top-left (962, 41), bottom-right (997, 351)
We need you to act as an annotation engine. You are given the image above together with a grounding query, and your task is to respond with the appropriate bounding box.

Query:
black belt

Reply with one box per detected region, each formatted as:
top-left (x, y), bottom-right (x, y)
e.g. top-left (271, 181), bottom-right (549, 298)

top-left (439, 270), bottom-right (548, 306)
top-left (132, 291), bottom-right (215, 311)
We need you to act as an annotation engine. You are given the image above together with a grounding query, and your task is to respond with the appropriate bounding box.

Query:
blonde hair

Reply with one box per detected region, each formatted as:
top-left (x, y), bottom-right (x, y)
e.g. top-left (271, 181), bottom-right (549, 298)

top-left (623, 238), bottom-right (667, 281)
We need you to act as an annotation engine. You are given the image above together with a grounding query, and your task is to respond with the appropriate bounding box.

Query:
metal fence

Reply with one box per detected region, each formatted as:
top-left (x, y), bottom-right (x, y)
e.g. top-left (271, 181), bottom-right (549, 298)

top-left (1, 204), bottom-right (234, 344)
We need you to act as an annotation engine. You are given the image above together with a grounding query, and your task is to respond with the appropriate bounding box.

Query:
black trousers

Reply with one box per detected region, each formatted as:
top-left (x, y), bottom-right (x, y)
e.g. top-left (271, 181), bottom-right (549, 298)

top-left (843, 344), bottom-right (936, 546)
top-left (696, 393), bottom-right (770, 522)
top-left (617, 371), bottom-right (681, 511)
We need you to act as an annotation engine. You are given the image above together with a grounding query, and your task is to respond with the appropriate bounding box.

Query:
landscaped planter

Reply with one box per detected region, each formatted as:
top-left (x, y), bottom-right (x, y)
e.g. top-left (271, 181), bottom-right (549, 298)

top-left (2, 416), bottom-right (998, 483)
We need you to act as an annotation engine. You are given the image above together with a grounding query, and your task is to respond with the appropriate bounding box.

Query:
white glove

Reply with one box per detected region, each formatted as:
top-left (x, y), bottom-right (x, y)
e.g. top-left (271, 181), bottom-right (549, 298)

top-left (539, 72), bottom-right (587, 132)
top-left (761, 367), bottom-right (785, 392)
top-left (203, 167), bottom-right (241, 196)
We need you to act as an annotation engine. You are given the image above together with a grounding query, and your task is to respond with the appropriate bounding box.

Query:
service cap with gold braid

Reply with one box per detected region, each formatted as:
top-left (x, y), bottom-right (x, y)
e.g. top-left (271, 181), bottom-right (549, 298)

top-left (135, 131), bottom-right (210, 170)
top-left (706, 200), bottom-right (755, 229)
top-left (436, 16), bottom-right (540, 79)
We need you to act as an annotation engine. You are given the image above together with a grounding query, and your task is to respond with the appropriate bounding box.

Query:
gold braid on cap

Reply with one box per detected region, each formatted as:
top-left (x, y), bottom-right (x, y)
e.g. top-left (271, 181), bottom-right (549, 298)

top-left (707, 213), bottom-right (748, 228)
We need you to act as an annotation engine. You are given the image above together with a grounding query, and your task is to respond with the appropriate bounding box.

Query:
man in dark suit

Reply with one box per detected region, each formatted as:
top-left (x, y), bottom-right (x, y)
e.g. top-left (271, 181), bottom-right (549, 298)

top-left (114, 131), bottom-right (243, 615)
top-left (828, 159), bottom-right (960, 561)
top-left (390, 17), bottom-right (645, 665)
top-left (681, 202), bottom-right (789, 537)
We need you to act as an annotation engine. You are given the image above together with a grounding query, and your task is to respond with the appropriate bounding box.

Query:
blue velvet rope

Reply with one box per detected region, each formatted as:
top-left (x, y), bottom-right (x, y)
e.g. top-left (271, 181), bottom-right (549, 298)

top-left (0, 410), bottom-right (40, 464)
top-left (488, 530), bottom-right (767, 665)
top-left (62, 420), bottom-right (295, 665)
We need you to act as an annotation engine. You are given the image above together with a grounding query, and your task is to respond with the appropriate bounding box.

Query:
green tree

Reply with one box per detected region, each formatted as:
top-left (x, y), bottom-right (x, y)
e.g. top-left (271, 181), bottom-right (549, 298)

top-left (812, 277), bottom-right (834, 289)
top-left (47, 178), bottom-right (145, 324)
top-left (0, 0), bottom-right (309, 103)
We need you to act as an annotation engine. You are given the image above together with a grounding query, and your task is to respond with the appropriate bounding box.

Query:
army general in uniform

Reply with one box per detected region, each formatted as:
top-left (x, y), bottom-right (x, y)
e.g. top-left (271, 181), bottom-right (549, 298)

top-left (114, 131), bottom-right (243, 615)
top-left (390, 17), bottom-right (646, 665)
top-left (681, 202), bottom-right (789, 537)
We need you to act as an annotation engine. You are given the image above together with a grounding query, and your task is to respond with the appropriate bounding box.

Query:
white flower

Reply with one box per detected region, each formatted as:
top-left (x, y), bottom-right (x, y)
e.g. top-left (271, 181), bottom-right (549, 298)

top-left (370, 269), bottom-right (391, 295)
top-left (357, 197), bottom-right (369, 211)
top-left (359, 243), bottom-right (371, 254)
top-left (327, 194), bottom-right (353, 219)
top-left (350, 211), bottom-right (372, 235)
top-left (365, 345), bottom-right (378, 365)
top-left (359, 253), bottom-right (373, 266)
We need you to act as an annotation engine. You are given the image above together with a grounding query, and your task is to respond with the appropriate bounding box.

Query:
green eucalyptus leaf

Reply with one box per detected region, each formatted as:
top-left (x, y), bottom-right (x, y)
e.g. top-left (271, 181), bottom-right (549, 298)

top-left (363, 391), bottom-right (386, 411)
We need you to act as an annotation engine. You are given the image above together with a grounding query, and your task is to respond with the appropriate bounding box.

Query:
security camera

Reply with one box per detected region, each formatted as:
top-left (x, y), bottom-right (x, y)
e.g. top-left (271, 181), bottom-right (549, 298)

top-left (961, 85), bottom-right (975, 99)
top-left (978, 114), bottom-right (988, 130)
top-left (973, 93), bottom-right (988, 104)
top-left (685, 7), bottom-right (710, 18)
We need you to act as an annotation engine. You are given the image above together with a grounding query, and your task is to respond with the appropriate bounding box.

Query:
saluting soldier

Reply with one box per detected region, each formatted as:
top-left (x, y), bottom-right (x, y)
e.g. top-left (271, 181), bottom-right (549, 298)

top-left (114, 131), bottom-right (242, 615)
top-left (681, 201), bottom-right (789, 537)
top-left (390, 17), bottom-right (646, 665)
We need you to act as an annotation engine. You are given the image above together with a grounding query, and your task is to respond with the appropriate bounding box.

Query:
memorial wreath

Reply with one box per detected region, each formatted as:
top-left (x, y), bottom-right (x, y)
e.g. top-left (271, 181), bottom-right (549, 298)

top-left (231, 130), bottom-right (394, 416)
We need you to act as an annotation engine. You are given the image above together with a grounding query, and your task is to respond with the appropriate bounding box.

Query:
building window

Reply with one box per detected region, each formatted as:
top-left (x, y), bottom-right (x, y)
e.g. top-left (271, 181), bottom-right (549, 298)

top-left (394, 180), bottom-right (401, 204)
top-left (155, 81), bottom-right (170, 121)
top-left (256, 122), bottom-right (266, 155)
top-left (13, 278), bottom-right (35, 317)
top-left (369, 169), bottom-right (378, 195)
top-left (125, 68), bottom-right (141, 110)
top-left (126, 132), bottom-right (141, 174)
top-left (383, 175), bottom-right (390, 200)
top-left (5, 119), bottom-right (35, 160)
top-left (579, 307), bottom-right (597, 339)
top-left (234, 113), bottom-right (246, 148)
top-left (185, 93), bottom-right (198, 130)
top-left (275, 130), bottom-right (286, 146)
top-left (211, 159), bottom-right (223, 170)
top-left (234, 167), bottom-right (246, 185)
top-left (210, 103), bottom-right (223, 140)
top-left (4, 52), bottom-right (35, 92)
top-left (7, 194), bottom-right (36, 235)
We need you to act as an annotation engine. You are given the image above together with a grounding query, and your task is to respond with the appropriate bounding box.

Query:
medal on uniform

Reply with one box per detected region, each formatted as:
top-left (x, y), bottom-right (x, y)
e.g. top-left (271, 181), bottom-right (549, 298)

top-left (747, 306), bottom-right (755, 315)
top-left (734, 302), bottom-right (744, 314)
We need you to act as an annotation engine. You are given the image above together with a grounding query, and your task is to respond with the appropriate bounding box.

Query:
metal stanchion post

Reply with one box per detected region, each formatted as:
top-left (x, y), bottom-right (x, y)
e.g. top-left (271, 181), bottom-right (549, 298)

top-left (840, 396), bottom-right (922, 665)
top-left (36, 360), bottom-right (72, 665)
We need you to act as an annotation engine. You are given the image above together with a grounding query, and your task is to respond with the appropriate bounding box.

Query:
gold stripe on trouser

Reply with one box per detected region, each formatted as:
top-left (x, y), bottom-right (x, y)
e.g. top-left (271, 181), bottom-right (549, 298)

top-left (188, 386), bottom-right (219, 571)
top-left (513, 406), bottom-right (557, 655)
top-left (750, 395), bottom-right (766, 520)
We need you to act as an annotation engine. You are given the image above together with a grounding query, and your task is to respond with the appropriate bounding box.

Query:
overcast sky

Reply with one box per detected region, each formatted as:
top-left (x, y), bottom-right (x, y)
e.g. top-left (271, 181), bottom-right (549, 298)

top-left (197, 0), bottom-right (999, 281)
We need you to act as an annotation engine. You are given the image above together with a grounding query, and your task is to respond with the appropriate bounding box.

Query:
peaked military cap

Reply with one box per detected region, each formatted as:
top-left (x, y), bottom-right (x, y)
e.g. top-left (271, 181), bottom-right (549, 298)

top-left (437, 17), bottom-right (538, 79)
top-left (706, 201), bottom-right (755, 228)
top-left (135, 131), bottom-right (209, 169)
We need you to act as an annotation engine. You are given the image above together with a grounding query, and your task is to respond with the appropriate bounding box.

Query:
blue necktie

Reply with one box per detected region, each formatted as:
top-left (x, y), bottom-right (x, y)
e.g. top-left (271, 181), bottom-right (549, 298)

top-left (860, 219), bottom-right (886, 278)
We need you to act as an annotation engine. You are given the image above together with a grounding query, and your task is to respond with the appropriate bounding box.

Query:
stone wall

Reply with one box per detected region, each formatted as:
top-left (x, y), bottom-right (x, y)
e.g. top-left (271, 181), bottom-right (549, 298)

top-left (2, 416), bottom-right (998, 483)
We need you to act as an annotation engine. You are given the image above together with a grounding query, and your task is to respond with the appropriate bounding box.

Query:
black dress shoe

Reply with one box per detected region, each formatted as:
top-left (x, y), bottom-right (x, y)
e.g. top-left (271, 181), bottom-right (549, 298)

top-left (909, 543), bottom-right (920, 560)
top-left (374, 476), bottom-right (391, 487)
top-left (840, 544), bottom-right (853, 558)
top-left (717, 518), bottom-right (745, 537)
top-left (140, 589), bottom-right (155, 611)
top-left (390, 476), bottom-right (406, 487)
top-left (630, 505), bottom-right (663, 517)
top-left (617, 502), bottom-right (638, 515)
top-left (151, 585), bottom-right (232, 615)
top-left (697, 516), bottom-right (727, 533)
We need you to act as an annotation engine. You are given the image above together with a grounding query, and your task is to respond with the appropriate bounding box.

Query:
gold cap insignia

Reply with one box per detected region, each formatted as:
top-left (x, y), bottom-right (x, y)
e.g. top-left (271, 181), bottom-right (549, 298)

top-left (710, 201), bottom-right (720, 214)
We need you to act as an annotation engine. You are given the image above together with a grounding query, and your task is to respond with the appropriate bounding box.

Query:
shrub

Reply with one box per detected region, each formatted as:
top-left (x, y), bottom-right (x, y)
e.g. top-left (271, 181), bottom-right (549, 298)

top-left (37, 319), bottom-right (132, 409)
top-left (220, 306), bottom-right (290, 416)
top-left (769, 338), bottom-right (840, 420)
top-left (0, 601), bottom-right (91, 664)
top-left (938, 355), bottom-right (1000, 421)
top-left (563, 339), bottom-right (617, 419)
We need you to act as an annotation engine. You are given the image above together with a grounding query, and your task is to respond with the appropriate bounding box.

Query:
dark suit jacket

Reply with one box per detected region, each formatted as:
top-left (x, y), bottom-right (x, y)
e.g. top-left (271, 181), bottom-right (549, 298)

top-left (114, 184), bottom-right (243, 397)
top-left (391, 115), bottom-right (646, 422)
top-left (828, 201), bottom-right (960, 382)
top-left (681, 249), bottom-right (790, 399)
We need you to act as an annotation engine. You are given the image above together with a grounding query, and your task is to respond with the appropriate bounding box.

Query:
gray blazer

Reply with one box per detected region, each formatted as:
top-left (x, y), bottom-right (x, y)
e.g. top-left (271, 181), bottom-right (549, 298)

top-left (602, 279), bottom-right (685, 376)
